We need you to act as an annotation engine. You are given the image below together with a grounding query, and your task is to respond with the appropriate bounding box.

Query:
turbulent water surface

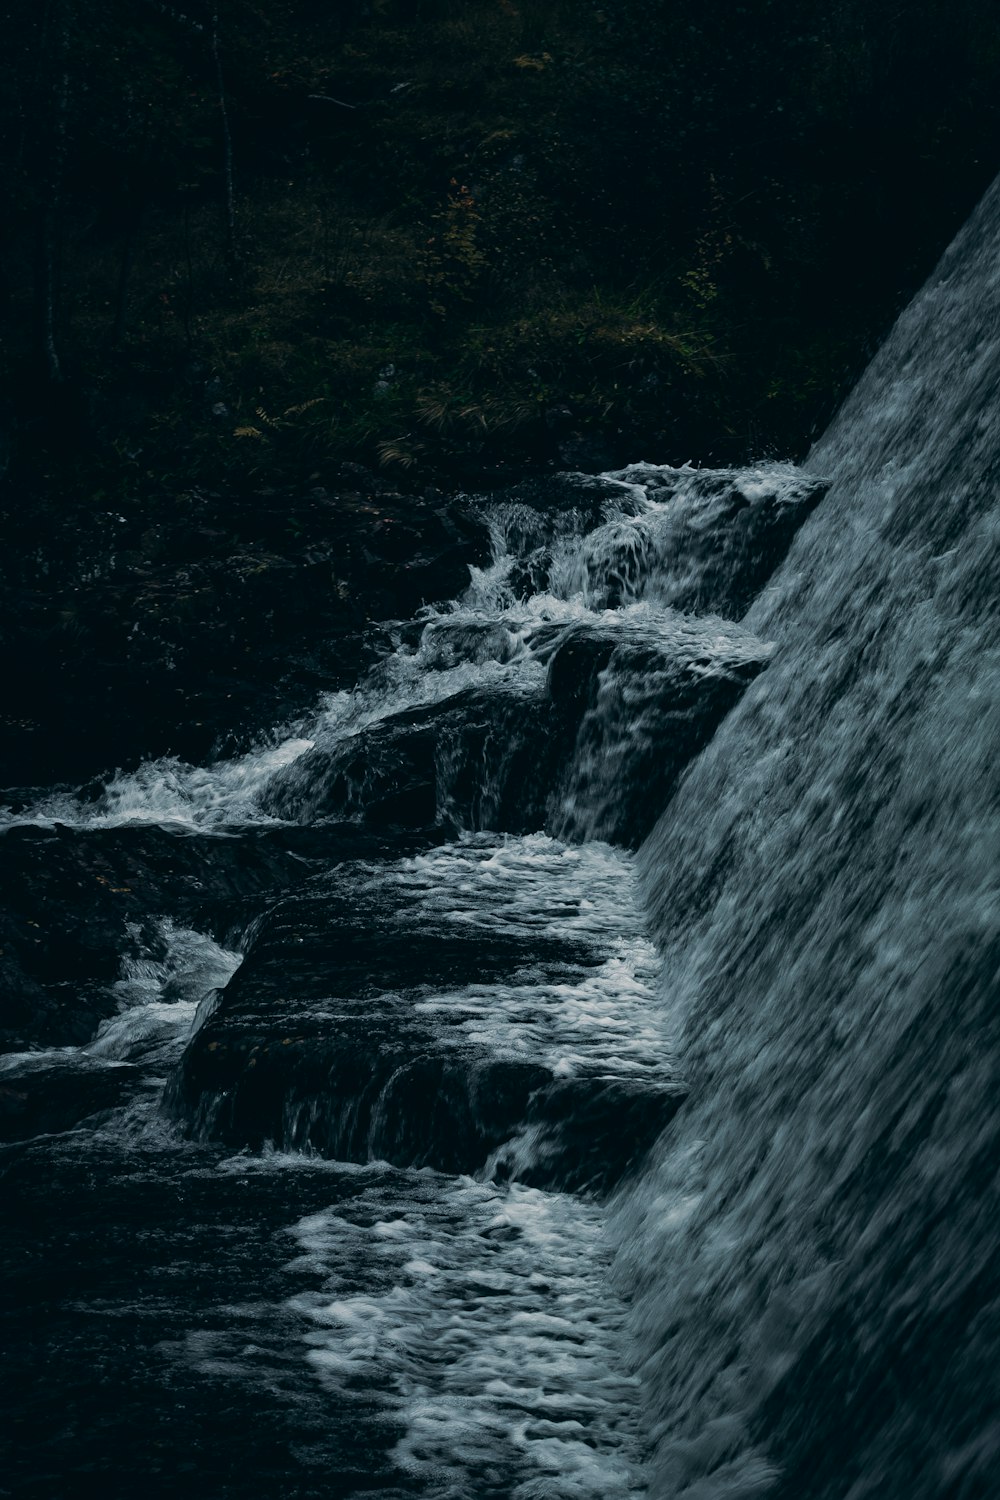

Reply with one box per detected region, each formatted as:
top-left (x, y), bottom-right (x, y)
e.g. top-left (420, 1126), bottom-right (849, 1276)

top-left (4, 178), bottom-right (1000, 1499)
top-left (619, 175), bottom-right (1000, 1499)
top-left (2, 461), bottom-right (822, 1496)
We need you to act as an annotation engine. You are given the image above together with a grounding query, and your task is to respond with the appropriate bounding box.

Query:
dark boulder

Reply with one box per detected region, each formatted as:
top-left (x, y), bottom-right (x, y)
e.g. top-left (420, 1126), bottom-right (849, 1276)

top-left (261, 675), bottom-right (567, 834)
top-left (0, 821), bottom-right (441, 1052)
top-left (172, 846), bottom-right (683, 1191)
top-left (171, 860), bottom-right (598, 1172)
top-left (0, 1062), bottom-right (144, 1143)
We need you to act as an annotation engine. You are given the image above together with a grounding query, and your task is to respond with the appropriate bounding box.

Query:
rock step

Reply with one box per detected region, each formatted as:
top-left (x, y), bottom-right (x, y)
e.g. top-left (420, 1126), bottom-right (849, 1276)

top-left (263, 611), bottom-right (772, 849)
top-left (174, 835), bottom-right (683, 1192)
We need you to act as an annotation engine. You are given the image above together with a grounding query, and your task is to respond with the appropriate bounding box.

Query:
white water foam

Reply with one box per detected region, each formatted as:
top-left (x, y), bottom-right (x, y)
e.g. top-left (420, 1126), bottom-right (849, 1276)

top-left (390, 835), bottom-right (672, 1081)
top-left (87, 920), bottom-right (242, 1065)
top-left (286, 1168), bottom-right (647, 1497)
top-left (1, 462), bottom-right (803, 838)
top-left (0, 738), bottom-right (315, 833)
top-left (392, 832), bottom-right (644, 935)
top-left (0, 919), bottom-right (241, 1079)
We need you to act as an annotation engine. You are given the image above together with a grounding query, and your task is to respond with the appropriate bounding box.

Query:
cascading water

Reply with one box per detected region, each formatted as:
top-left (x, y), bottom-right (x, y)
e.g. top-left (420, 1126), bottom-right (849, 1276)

top-left (4, 172), bottom-right (995, 1498)
top-left (617, 177), bottom-right (1000, 1498)
top-left (1, 456), bottom-right (821, 1495)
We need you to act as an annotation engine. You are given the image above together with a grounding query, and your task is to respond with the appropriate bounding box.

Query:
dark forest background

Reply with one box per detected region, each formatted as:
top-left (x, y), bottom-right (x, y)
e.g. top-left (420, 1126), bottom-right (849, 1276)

top-left (2, 0), bottom-right (999, 777)
top-left (5, 0), bottom-right (1000, 481)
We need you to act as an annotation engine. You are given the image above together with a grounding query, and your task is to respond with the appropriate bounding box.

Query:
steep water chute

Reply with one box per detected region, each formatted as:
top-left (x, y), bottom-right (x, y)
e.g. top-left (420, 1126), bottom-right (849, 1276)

top-left (618, 176), bottom-right (1000, 1498)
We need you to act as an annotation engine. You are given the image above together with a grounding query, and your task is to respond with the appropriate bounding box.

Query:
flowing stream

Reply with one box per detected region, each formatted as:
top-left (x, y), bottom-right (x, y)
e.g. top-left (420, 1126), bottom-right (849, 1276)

top-left (1, 460), bottom-right (820, 1498)
top-left (3, 175), bottom-right (999, 1498)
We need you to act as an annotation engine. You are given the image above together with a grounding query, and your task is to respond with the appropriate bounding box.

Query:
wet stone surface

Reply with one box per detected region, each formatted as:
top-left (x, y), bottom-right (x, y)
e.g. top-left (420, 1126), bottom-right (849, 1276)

top-left (262, 677), bottom-right (564, 834)
top-left (0, 460), bottom-right (825, 1496)
top-left (175, 836), bottom-right (683, 1188)
top-left (0, 821), bottom-right (444, 1052)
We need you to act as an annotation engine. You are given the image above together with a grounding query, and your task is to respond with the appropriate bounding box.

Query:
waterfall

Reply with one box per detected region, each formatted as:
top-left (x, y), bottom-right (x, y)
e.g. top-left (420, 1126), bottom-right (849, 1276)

top-left (6, 177), bottom-right (998, 1500)
top-left (620, 177), bottom-right (1000, 1498)
top-left (1, 455), bottom-right (827, 1496)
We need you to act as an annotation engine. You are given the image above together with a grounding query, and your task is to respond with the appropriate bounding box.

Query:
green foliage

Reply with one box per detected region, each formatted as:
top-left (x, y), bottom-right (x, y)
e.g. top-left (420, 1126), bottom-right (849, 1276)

top-left (2, 0), bottom-right (999, 486)
top-left (421, 180), bottom-right (489, 316)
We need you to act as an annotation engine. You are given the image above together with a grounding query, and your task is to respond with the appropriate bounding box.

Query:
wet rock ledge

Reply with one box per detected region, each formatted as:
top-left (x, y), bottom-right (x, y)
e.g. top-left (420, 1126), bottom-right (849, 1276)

top-left (1, 465), bottom-right (490, 787)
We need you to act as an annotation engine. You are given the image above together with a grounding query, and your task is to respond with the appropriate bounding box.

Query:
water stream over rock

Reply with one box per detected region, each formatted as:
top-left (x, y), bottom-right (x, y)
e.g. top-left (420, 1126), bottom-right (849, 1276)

top-left (618, 173), bottom-right (1000, 1500)
top-left (3, 175), bottom-right (998, 1498)
top-left (2, 459), bottom-right (821, 1495)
